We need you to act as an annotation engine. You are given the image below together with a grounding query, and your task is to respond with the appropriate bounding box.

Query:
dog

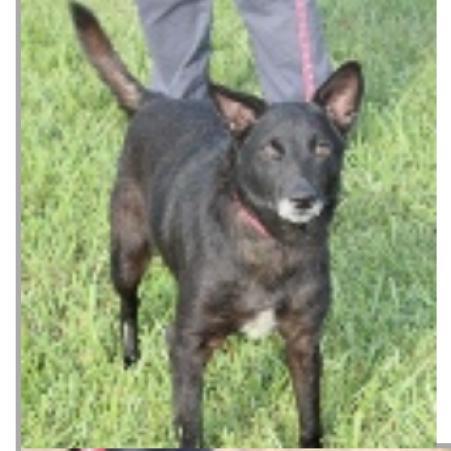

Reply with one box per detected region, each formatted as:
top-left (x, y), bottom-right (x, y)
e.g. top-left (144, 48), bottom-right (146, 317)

top-left (70, 2), bottom-right (364, 447)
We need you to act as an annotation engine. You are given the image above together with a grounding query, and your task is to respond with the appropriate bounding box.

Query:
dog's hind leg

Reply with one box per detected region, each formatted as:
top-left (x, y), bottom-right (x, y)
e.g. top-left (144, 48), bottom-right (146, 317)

top-left (110, 179), bottom-right (151, 368)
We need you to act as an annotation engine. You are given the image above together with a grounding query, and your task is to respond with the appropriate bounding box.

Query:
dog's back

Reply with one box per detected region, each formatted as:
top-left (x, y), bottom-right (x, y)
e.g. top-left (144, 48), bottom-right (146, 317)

top-left (118, 94), bottom-right (232, 273)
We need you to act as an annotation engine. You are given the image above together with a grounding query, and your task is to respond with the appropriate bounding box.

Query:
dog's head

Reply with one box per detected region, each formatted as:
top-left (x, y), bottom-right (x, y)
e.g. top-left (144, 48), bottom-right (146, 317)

top-left (212, 61), bottom-right (364, 229)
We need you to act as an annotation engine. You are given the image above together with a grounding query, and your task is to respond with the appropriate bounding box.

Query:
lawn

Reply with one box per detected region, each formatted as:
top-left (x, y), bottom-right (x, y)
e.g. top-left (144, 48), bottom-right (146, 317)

top-left (20, 0), bottom-right (436, 447)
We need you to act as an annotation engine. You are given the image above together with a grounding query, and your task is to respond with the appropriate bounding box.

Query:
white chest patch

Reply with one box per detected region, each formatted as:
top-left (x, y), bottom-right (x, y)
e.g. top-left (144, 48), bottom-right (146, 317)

top-left (240, 308), bottom-right (277, 340)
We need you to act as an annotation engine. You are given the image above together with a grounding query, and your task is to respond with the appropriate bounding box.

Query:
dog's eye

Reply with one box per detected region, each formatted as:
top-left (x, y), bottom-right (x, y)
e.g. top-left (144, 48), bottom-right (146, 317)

top-left (262, 139), bottom-right (285, 160)
top-left (314, 141), bottom-right (332, 158)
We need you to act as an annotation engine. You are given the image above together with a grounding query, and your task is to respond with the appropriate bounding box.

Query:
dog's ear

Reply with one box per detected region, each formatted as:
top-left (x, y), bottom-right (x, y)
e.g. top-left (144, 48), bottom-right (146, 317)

top-left (209, 83), bottom-right (267, 137)
top-left (313, 61), bottom-right (364, 135)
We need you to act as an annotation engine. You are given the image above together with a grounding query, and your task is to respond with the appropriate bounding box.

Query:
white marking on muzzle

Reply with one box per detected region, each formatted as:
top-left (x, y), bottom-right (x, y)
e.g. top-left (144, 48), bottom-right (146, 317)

top-left (240, 309), bottom-right (277, 340)
top-left (277, 198), bottom-right (324, 224)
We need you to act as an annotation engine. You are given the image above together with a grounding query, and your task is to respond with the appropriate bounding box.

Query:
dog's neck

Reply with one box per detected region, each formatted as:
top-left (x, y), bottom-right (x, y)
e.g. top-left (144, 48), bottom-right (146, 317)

top-left (232, 191), bottom-right (272, 238)
top-left (228, 187), bottom-right (333, 247)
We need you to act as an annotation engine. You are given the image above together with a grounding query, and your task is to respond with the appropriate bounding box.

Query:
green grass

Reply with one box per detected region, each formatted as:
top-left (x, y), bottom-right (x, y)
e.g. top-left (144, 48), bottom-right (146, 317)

top-left (21, 0), bottom-right (436, 447)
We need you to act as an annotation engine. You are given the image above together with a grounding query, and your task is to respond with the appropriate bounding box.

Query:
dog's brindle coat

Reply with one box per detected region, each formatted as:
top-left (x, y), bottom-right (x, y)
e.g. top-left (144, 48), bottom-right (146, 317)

top-left (71, 3), bottom-right (364, 447)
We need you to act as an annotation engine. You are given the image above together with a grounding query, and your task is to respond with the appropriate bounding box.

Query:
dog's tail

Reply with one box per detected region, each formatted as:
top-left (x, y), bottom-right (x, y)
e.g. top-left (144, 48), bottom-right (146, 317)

top-left (70, 2), bottom-right (145, 114)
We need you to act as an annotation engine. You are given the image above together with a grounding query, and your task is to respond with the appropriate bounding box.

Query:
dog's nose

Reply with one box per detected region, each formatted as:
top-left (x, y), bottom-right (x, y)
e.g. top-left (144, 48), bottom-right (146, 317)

top-left (291, 194), bottom-right (317, 210)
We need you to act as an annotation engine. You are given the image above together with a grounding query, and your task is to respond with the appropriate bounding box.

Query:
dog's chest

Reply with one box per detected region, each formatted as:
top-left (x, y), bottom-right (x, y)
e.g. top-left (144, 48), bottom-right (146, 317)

top-left (228, 243), bottom-right (301, 340)
top-left (237, 237), bottom-right (294, 281)
top-left (231, 277), bottom-right (289, 340)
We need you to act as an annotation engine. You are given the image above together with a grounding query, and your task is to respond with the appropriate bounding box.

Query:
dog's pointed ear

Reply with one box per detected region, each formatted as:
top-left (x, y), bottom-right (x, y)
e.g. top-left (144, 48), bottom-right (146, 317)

top-left (313, 61), bottom-right (364, 135)
top-left (209, 83), bottom-right (267, 138)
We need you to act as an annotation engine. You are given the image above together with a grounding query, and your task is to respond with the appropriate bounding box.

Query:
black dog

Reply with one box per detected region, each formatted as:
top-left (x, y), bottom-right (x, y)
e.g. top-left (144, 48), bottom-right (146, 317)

top-left (71, 3), bottom-right (364, 448)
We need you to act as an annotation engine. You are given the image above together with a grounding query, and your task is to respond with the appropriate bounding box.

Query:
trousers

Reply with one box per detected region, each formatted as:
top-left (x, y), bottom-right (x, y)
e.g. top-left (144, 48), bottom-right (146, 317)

top-left (135, 0), bottom-right (332, 102)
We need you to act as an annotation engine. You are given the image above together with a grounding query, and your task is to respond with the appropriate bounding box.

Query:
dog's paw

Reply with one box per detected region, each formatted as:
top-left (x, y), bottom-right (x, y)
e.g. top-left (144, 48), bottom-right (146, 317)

top-left (300, 435), bottom-right (323, 448)
top-left (123, 352), bottom-right (140, 369)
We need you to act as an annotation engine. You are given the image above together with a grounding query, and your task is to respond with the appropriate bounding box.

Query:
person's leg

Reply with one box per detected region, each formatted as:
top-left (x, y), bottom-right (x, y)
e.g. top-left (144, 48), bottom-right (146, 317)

top-left (234, 0), bottom-right (332, 103)
top-left (135, 0), bottom-right (212, 100)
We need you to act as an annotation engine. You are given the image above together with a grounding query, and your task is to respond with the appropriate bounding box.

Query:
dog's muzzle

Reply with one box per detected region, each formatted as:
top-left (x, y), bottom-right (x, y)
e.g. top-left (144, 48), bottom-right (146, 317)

top-left (277, 196), bottom-right (324, 224)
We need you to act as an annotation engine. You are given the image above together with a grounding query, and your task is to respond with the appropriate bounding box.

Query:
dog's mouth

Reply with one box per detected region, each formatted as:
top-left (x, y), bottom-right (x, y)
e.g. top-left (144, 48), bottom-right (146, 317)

top-left (277, 198), bottom-right (324, 224)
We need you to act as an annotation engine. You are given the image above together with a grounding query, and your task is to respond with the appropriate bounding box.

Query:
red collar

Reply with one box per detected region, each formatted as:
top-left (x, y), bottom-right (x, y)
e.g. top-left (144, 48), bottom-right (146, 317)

top-left (233, 192), bottom-right (271, 238)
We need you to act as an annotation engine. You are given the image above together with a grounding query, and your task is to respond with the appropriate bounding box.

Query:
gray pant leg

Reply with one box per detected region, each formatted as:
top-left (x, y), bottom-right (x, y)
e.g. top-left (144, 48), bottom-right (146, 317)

top-left (234, 0), bottom-right (332, 102)
top-left (135, 0), bottom-right (212, 99)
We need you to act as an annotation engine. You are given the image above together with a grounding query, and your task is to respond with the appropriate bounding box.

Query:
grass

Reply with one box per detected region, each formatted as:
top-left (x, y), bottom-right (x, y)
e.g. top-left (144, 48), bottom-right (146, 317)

top-left (20, 0), bottom-right (436, 447)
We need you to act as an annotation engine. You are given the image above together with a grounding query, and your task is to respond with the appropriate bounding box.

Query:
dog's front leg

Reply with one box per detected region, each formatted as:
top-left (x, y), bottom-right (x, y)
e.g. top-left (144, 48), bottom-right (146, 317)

top-left (168, 327), bottom-right (207, 448)
top-left (282, 328), bottom-right (323, 448)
